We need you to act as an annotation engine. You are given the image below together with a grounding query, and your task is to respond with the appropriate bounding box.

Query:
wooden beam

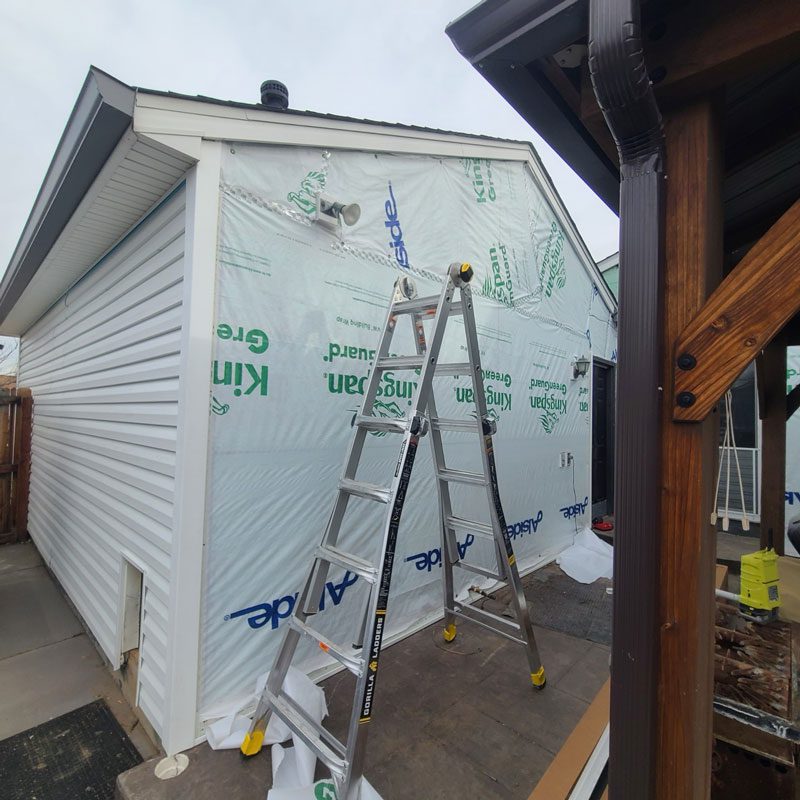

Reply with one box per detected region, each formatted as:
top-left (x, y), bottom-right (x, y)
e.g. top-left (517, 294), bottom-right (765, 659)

top-left (672, 197), bottom-right (800, 421)
top-left (758, 336), bottom-right (787, 554)
top-left (580, 0), bottom-right (800, 129)
top-left (656, 98), bottom-right (722, 800)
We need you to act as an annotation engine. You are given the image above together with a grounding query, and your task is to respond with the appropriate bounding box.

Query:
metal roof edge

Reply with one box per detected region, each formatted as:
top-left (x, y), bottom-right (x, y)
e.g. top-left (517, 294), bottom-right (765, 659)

top-left (0, 67), bottom-right (135, 324)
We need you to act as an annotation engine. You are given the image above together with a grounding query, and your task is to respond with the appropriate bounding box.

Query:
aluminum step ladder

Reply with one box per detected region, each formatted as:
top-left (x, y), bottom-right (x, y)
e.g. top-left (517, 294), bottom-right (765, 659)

top-left (241, 262), bottom-right (546, 799)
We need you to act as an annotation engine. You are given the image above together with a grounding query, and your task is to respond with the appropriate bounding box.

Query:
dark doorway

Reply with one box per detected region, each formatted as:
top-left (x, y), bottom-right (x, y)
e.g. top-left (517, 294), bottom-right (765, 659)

top-left (592, 360), bottom-right (615, 518)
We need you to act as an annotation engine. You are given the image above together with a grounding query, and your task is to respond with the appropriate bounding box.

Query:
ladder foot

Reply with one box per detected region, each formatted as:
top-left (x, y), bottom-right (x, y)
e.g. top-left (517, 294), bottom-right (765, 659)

top-left (443, 623), bottom-right (457, 643)
top-left (240, 729), bottom-right (265, 757)
top-left (531, 667), bottom-right (547, 690)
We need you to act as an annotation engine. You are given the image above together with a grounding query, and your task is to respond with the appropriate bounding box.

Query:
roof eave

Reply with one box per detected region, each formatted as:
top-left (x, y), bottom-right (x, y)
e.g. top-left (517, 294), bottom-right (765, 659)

top-left (446, 0), bottom-right (622, 212)
top-left (0, 67), bottom-right (135, 324)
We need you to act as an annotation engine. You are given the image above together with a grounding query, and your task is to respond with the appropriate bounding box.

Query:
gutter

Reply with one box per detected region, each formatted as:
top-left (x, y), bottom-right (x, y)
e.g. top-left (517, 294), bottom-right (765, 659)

top-left (587, 2), bottom-right (665, 798)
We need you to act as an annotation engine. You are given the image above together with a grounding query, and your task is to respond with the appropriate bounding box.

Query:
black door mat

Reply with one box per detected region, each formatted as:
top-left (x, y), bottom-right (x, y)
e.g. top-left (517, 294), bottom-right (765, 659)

top-left (481, 562), bottom-right (613, 645)
top-left (0, 699), bottom-right (143, 800)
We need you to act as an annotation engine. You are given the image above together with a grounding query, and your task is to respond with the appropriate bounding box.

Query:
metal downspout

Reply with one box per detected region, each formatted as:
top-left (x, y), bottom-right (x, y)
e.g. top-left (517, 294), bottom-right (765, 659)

top-left (587, 2), bottom-right (665, 799)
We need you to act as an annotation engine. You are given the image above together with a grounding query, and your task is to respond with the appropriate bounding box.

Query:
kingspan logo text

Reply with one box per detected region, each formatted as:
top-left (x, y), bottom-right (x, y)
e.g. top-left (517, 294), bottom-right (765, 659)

top-left (385, 183), bottom-right (410, 269)
top-left (225, 571), bottom-right (358, 631)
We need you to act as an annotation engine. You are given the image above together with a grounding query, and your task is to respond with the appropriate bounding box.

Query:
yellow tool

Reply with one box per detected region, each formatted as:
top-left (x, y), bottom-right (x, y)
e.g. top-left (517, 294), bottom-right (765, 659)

top-left (739, 547), bottom-right (780, 620)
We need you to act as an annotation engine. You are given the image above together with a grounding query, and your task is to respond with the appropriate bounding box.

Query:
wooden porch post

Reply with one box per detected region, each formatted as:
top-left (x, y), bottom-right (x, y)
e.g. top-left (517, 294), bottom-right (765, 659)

top-left (758, 335), bottom-right (787, 554)
top-left (655, 98), bottom-right (722, 800)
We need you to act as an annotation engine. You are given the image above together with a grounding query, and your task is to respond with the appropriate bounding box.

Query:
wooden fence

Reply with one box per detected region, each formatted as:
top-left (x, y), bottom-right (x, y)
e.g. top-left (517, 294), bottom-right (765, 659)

top-left (0, 388), bottom-right (32, 545)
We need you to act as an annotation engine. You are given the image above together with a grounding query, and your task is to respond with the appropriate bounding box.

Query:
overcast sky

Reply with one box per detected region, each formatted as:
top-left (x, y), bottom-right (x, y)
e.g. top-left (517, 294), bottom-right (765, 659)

top-left (0, 0), bottom-right (619, 278)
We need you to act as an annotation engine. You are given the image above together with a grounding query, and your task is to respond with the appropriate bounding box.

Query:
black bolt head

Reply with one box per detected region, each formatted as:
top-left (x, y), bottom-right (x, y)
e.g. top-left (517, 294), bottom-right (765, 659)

top-left (677, 353), bottom-right (696, 370)
top-left (676, 392), bottom-right (696, 408)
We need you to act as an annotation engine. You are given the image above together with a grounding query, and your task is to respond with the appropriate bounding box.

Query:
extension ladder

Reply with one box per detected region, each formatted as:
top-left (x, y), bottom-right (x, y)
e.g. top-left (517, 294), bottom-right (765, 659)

top-left (241, 262), bottom-right (546, 799)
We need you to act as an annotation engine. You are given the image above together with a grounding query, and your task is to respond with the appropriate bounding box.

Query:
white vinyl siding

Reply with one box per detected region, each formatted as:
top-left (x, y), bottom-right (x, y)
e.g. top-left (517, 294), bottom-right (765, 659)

top-left (18, 186), bottom-right (186, 740)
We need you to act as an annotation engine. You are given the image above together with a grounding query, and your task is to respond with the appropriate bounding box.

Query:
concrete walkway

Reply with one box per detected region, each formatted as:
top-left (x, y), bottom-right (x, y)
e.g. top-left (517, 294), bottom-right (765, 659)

top-left (0, 540), bottom-right (159, 760)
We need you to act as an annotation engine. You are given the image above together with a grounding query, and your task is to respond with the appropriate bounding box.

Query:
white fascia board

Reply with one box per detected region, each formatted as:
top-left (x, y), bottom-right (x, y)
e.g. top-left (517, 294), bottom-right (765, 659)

top-left (523, 155), bottom-right (618, 315)
top-left (162, 139), bottom-right (221, 755)
top-left (133, 92), bottom-right (534, 164)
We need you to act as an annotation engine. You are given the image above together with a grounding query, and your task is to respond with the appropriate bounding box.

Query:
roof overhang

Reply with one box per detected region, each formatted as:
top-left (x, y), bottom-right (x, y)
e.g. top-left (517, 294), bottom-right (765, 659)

top-left (0, 69), bottom-right (134, 330)
top-left (0, 70), bottom-right (195, 335)
top-left (447, 0), bottom-right (621, 212)
top-left (447, 0), bottom-right (800, 253)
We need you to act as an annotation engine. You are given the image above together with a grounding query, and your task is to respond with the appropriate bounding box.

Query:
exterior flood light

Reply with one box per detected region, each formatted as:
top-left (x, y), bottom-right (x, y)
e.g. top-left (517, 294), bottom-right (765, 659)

top-left (572, 354), bottom-right (590, 379)
top-left (316, 195), bottom-right (361, 228)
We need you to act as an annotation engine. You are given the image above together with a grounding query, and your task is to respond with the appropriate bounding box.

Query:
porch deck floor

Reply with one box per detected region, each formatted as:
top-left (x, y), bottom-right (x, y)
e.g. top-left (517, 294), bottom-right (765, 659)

top-left (118, 565), bottom-right (611, 800)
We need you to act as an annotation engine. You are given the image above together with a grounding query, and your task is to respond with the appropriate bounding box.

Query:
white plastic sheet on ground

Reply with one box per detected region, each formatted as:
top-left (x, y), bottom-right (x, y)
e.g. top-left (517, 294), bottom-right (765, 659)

top-left (557, 528), bottom-right (613, 584)
top-left (206, 667), bottom-right (382, 799)
top-left (199, 142), bottom-right (617, 722)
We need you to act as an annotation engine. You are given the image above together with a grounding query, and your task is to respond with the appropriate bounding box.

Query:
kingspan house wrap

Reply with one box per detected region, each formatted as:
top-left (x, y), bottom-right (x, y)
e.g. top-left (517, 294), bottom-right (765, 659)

top-left (0, 68), bottom-right (617, 754)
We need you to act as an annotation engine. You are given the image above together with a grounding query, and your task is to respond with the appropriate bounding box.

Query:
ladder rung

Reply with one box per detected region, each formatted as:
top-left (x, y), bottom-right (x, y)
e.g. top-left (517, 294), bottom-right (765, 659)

top-left (355, 414), bottom-right (407, 433)
top-left (437, 467), bottom-right (486, 486)
top-left (435, 362), bottom-right (473, 376)
top-left (317, 544), bottom-right (377, 583)
top-left (289, 617), bottom-right (366, 676)
top-left (376, 355), bottom-right (425, 370)
top-left (431, 417), bottom-right (479, 433)
top-left (446, 515), bottom-right (494, 538)
top-left (339, 478), bottom-right (391, 503)
top-left (268, 689), bottom-right (347, 777)
top-left (449, 603), bottom-right (526, 646)
top-left (455, 560), bottom-right (502, 581)
top-left (392, 295), bottom-right (440, 314)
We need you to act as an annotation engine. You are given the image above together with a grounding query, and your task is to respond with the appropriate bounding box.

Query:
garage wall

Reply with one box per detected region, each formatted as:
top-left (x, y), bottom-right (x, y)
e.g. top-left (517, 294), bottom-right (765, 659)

top-left (18, 186), bottom-right (186, 739)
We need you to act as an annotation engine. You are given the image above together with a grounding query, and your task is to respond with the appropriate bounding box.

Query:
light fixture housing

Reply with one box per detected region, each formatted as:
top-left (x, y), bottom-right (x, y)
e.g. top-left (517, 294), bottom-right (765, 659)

top-left (572, 354), bottom-right (591, 379)
top-left (316, 194), bottom-right (361, 229)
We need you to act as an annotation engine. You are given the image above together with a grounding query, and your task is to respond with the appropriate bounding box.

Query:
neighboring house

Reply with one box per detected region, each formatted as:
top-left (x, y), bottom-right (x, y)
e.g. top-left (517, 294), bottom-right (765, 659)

top-left (597, 252), bottom-right (618, 300)
top-left (0, 67), bottom-right (617, 754)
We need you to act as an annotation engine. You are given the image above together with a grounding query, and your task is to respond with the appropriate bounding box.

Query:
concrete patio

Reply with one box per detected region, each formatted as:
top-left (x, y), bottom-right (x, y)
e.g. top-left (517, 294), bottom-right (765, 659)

top-left (118, 565), bottom-right (611, 799)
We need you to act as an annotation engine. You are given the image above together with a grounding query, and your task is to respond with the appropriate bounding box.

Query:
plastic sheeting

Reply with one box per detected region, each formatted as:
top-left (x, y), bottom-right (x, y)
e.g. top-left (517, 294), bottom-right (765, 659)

top-left (198, 142), bottom-right (617, 721)
top-left (557, 529), bottom-right (614, 584)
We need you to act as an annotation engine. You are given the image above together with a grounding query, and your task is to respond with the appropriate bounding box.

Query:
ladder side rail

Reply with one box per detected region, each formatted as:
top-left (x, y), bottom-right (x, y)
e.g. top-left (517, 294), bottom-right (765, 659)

top-left (411, 310), bottom-right (460, 641)
top-left (304, 290), bottom-right (405, 615)
top-left (459, 285), bottom-right (546, 685)
top-left (343, 276), bottom-right (457, 794)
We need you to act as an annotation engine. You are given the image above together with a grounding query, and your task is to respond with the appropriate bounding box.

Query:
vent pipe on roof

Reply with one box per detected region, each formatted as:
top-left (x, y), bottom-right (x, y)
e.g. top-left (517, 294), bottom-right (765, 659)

top-left (587, 2), bottom-right (665, 799)
top-left (260, 80), bottom-right (289, 110)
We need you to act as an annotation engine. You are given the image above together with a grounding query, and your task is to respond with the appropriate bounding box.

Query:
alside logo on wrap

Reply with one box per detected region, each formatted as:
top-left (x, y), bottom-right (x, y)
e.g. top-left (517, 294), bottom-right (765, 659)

top-left (385, 182), bottom-right (410, 269)
top-left (528, 377), bottom-right (568, 434)
top-left (539, 220), bottom-right (567, 298)
top-left (225, 571), bottom-right (358, 631)
top-left (560, 497), bottom-right (589, 520)
top-left (507, 510), bottom-right (544, 541)
top-left (462, 157), bottom-right (496, 204)
top-left (287, 169), bottom-right (327, 215)
top-left (324, 340), bottom-right (418, 408)
top-left (483, 243), bottom-right (514, 307)
top-left (406, 534), bottom-right (476, 573)
top-left (786, 491), bottom-right (800, 505)
top-left (211, 323), bottom-right (270, 414)
top-left (455, 367), bottom-right (512, 415)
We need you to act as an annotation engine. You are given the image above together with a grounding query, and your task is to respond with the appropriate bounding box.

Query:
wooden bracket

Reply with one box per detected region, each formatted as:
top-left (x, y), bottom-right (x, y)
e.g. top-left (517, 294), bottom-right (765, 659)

top-left (672, 198), bottom-right (800, 421)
